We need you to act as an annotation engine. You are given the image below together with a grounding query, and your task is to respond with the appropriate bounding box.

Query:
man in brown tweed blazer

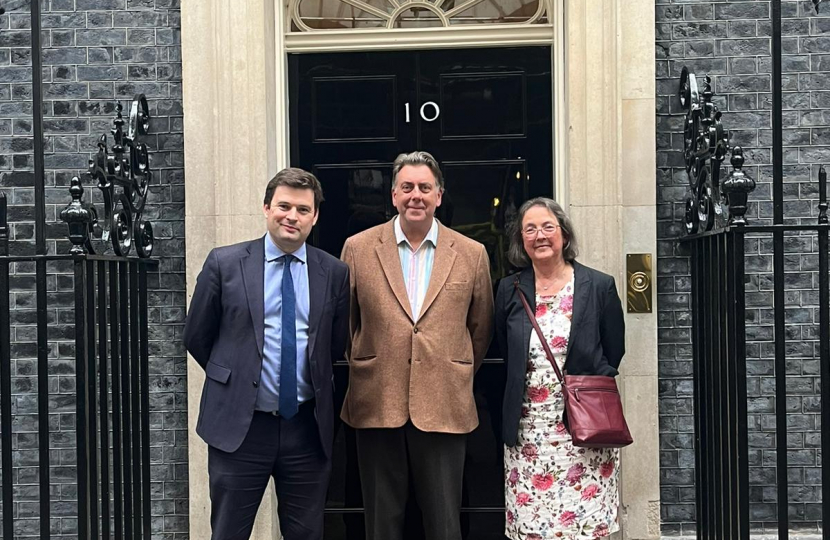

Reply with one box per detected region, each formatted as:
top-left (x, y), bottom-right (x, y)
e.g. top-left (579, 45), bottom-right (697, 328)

top-left (340, 151), bottom-right (494, 540)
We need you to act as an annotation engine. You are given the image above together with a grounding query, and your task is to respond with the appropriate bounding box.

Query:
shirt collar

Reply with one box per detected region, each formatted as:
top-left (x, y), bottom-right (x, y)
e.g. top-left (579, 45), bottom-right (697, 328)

top-left (264, 234), bottom-right (307, 264)
top-left (394, 216), bottom-right (439, 250)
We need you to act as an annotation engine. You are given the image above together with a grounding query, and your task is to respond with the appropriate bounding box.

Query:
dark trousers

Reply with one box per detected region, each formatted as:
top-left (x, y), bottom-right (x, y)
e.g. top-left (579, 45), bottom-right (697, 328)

top-left (208, 403), bottom-right (330, 540)
top-left (356, 422), bottom-right (467, 540)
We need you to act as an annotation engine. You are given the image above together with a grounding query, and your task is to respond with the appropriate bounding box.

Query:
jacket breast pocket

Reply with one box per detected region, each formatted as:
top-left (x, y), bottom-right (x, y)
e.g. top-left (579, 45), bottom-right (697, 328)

top-left (205, 362), bottom-right (231, 384)
top-left (445, 282), bottom-right (470, 291)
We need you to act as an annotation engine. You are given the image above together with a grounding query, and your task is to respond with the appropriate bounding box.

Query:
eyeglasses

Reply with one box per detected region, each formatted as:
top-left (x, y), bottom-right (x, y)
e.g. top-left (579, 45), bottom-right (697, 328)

top-left (522, 224), bottom-right (561, 237)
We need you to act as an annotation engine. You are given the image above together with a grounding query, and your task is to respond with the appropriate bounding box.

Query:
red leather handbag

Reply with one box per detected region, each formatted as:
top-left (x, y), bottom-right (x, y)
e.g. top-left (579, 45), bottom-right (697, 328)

top-left (515, 283), bottom-right (633, 449)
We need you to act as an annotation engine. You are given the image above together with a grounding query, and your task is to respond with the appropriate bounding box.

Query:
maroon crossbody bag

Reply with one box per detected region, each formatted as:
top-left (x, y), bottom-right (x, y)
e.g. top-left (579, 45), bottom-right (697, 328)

top-left (514, 281), bottom-right (633, 449)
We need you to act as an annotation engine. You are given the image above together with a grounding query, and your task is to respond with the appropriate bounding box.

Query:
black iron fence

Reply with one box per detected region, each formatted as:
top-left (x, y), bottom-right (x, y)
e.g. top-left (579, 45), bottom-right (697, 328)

top-left (0, 2), bottom-right (160, 537)
top-left (680, 49), bottom-right (829, 540)
top-left (686, 219), bottom-right (830, 540)
top-left (0, 197), bottom-right (157, 539)
top-left (680, 0), bottom-right (829, 535)
top-left (687, 228), bottom-right (749, 539)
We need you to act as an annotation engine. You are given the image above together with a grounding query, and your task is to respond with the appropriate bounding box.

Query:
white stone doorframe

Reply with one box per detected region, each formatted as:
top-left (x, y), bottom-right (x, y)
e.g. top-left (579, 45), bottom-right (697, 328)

top-left (181, 0), bottom-right (659, 538)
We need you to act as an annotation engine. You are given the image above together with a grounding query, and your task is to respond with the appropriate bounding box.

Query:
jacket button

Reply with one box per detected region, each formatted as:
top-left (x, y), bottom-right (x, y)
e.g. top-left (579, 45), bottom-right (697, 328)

top-left (413, 327), bottom-right (419, 334)
top-left (253, 381), bottom-right (258, 387)
top-left (408, 358), bottom-right (412, 364)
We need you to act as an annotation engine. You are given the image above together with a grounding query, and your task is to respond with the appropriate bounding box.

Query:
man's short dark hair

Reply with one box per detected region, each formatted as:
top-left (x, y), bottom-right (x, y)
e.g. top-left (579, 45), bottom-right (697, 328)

top-left (263, 167), bottom-right (324, 210)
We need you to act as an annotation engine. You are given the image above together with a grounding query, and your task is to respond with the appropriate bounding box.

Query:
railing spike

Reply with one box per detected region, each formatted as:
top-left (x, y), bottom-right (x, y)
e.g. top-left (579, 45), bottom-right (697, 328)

top-left (0, 191), bottom-right (8, 257)
top-left (819, 166), bottom-right (827, 225)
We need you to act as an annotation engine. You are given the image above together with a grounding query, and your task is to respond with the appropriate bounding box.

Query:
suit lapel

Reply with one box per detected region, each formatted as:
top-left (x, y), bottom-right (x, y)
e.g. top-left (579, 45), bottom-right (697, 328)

top-left (376, 222), bottom-right (414, 322)
top-left (418, 224), bottom-right (456, 319)
top-left (518, 267), bottom-right (535, 361)
top-left (567, 261), bottom-right (591, 356)
top-left (241, 238), bottom-right (265, 357)
top-left (306, 247), bottom-right (329, 361)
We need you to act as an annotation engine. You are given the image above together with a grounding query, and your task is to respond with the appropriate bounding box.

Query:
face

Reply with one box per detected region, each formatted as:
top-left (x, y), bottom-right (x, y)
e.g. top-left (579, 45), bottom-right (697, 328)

top-left (263, 186), bottom-right (318, 253)
top-left (392, 165), bottom-right (443, 229)
top-left (521, 205), bottom-right (566, 265)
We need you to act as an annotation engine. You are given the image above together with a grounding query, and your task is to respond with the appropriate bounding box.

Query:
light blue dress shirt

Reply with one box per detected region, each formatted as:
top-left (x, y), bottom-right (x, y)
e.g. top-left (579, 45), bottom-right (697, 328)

top-left (255, 235), bottom-right (312, 412)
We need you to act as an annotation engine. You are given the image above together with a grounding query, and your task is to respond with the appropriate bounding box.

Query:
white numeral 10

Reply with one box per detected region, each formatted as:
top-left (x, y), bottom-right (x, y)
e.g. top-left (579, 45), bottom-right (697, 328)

top-left (405, 101), bottom-right (441, 123)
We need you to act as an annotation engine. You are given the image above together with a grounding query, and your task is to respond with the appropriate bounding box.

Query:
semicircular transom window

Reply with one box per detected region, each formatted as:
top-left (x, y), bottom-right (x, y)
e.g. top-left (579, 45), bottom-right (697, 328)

top-left (290, 0), bottom-right (550, 31)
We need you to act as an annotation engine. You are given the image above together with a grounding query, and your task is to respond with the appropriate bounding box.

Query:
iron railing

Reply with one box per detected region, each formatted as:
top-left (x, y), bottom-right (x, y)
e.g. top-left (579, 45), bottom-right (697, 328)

top-left (0, 243), bottom-right (158, 539)
top-left (687, 228), bottom-right (750, 540)
top-left (0, 218), bottom-right (159, 526)
top-left (0, 2), bottom-right (159, 538)
top-left (682, 0), bottom-right (829, 535)
top-left (685, 217), bottom-right (830, 540)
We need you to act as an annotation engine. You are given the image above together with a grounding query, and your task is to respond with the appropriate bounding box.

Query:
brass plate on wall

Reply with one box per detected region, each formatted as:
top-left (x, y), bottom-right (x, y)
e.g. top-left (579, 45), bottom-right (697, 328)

top-left (626, 253), bottom-right (652, 313)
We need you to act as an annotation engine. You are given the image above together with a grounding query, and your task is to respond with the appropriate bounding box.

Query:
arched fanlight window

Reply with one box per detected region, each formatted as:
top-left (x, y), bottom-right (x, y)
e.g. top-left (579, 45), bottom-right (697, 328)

top-left (289, 0), bottom-right (549, 31)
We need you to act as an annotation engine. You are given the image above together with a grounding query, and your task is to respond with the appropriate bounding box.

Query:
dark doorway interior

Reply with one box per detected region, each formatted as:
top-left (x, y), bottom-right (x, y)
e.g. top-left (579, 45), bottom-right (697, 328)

top-left (289, 46), bottom-right (553, 540)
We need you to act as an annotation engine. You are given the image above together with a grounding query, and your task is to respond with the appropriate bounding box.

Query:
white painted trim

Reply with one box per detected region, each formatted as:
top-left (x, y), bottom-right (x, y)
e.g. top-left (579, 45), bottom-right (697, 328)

top-left (284, 23), bottom-right (554, 52)
top-left (276, 0), bottom-right (290, 171)
top-left (552, 0), bottom-right (566, 205)
top-left (388, 2), bottom-right (450, 28)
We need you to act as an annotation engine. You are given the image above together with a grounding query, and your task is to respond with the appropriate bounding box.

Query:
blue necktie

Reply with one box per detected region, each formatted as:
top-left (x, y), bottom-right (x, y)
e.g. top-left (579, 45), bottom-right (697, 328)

top-left (279, 255), bottom-right (298, 419)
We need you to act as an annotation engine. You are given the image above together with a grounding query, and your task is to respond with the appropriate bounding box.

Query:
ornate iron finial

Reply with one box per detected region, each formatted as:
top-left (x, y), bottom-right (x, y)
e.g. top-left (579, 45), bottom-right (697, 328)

top-left (59, 177), bottom-right (95, 254)
top-left (679, 67), bottom-right (730, 234)
top-left (82, 94), bottom-right (154, 257)
top-left (819, 166), bottom-right (828, 224)
top-left (721, 147), bottom-right (756, 226)
top-left (0, 191), bottom-right (8, 257)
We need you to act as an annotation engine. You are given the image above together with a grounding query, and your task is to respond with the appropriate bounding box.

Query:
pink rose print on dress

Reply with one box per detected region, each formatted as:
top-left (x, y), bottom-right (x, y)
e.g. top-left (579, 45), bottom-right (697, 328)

top-left (521, 443), bottom-right (538, 460)
top-left (600, 460), bottom-right (615, 478)
top-left (581, 484), bottom-right (601, 501)
top-left (565, 463), bottom-right (586, 485)
top-left (531, 473), bottom-right (554, 491)
top-left (504, 280), bottom-right (618, 537)
top-left (508, 468), bottom-right (519, 486)
top-left (558, 511), bottom-right (577, 527)
top-left (550, 336), bottom-right (567, 351)
top-left (527, 386), bottom-right (550, 403)
top-left (593, 523), bottom-right (610, 537)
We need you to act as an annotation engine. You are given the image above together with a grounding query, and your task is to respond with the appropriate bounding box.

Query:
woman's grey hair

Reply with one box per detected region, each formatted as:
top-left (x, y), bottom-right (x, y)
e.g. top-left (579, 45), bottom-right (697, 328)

top-left (507, 197), bottom-right (579, 268)
top-left (392, 151), bottom-right (444, 191)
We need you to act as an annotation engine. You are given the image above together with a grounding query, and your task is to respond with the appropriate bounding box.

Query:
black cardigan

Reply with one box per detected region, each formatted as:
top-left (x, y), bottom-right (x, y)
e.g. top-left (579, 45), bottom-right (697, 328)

top-left (494, 261), bottom-right (625, 447)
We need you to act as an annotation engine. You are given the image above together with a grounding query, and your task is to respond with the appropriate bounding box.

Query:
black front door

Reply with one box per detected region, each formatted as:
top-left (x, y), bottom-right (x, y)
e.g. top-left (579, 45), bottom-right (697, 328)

top-left (289, 46), bottom-right (553, 540)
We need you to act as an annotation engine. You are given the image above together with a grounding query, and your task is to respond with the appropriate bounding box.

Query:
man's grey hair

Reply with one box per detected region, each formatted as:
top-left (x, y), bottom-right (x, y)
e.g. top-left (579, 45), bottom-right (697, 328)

top-left (507, 197), bottom-right (579, 268)
top-left (391, 151), bottom-right (444, 191)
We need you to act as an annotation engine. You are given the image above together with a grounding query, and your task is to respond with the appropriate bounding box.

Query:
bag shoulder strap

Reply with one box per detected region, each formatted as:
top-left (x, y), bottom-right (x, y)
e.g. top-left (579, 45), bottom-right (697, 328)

top-left (513, 280), bottom-right (565, 384)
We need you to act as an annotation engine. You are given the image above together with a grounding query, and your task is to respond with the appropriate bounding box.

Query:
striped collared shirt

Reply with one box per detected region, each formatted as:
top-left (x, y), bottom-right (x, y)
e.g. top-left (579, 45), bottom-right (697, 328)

top-left (394, 217), bottom-right (439, 321)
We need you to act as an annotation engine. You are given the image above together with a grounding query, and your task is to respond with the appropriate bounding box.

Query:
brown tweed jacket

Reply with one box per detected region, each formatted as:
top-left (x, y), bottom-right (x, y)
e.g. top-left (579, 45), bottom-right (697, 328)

top-left (340, 219), bottom-right (494, 433)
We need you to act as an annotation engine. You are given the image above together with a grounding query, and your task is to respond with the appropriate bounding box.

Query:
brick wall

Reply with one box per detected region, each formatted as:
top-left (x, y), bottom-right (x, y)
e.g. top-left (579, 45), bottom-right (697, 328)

top-left (657, 0), bottom-right (829, 535)
top-left (0, 1), bottom-right (186, 538)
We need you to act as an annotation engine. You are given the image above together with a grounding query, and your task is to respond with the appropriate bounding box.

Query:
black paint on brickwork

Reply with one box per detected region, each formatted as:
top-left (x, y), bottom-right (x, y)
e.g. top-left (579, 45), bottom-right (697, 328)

top-left (0, 1), bottom-right (186, 538)
top-left (658, 0), bottom-right (830, 536)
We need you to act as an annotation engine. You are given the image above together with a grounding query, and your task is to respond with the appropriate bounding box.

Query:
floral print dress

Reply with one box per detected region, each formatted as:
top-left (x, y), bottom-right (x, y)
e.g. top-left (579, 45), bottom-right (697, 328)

top-left (504, 277), bottom-right (620, 539)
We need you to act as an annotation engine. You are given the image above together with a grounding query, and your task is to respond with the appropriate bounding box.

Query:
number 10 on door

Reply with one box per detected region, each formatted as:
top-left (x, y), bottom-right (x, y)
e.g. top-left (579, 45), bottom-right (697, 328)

top-left (405, 102), bottom-right (440, 123)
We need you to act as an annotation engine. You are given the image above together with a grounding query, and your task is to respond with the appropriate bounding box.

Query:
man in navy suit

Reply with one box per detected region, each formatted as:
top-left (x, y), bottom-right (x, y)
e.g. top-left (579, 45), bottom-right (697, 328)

top-left (184, 168), bottom-right (350, 540)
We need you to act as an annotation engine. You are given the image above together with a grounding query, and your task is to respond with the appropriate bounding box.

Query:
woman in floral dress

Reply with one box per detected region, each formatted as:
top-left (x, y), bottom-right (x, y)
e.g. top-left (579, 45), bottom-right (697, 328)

top-left (494, 198), bottom-right (625, 539)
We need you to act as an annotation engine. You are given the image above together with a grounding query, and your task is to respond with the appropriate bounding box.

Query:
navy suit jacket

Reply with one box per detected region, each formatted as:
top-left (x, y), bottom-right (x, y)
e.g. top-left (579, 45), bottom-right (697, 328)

top-left (495, 261), bottom-right (625, 447)
top-left (184, 236), bottom-right (350, 457)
